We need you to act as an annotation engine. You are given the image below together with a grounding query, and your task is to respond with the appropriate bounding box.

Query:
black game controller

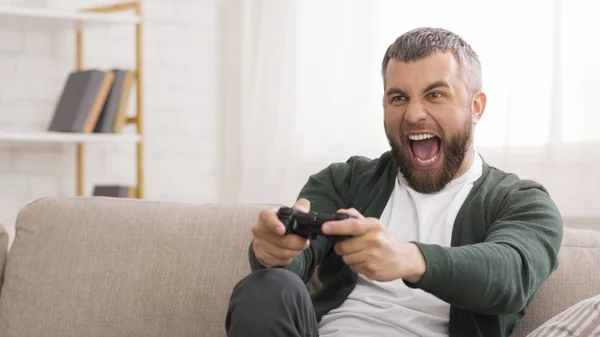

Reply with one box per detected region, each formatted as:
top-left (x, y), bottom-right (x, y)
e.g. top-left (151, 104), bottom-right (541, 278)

top-left (276, 206), bottom-right (356, 242)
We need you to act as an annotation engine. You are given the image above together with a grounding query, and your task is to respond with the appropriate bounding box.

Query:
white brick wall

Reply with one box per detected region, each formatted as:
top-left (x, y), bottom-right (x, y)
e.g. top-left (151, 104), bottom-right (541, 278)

top-left (0, 0), bottom-right (221, 242)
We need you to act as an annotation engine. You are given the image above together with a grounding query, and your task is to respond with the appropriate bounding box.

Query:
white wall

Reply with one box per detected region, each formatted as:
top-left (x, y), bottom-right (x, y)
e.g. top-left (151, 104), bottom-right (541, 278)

top-left (0, 0), bottom-right (598, 243)
top-left (0, 0), bottom-right (221, 241)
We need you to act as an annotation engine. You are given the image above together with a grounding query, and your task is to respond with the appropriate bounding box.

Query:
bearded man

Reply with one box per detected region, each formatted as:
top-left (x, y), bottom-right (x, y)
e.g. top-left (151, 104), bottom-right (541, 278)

top-left (225, 27), bottom-right (563, 337)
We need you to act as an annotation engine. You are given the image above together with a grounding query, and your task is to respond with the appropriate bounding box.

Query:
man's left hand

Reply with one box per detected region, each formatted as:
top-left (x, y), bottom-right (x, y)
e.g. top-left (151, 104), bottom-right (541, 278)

top-left (322, 208), bottom-right (426, 283)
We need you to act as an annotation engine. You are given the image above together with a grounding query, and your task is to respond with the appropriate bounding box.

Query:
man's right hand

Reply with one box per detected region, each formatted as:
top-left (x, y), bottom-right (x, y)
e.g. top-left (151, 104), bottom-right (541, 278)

top-left (251, 198), bottom-right (312, 268)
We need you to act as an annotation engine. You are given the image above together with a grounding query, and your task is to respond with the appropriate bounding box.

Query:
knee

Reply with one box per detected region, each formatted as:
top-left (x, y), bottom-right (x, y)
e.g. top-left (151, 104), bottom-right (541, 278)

top-left (227, 268), bottom-right (308, 322)
top-left (232, 268), bottom-right (306, 298)
top-left (226, 269), bottom-right (312, 334)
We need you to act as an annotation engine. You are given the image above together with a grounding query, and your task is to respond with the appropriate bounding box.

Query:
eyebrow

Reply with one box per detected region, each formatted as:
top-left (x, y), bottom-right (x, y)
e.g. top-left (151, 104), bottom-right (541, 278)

top-left (385, 87), bottom-right (408, 97)
top-left (422, 80), bottom-right (450, 94)
top-left (385, 80), bottom-right (451, 97)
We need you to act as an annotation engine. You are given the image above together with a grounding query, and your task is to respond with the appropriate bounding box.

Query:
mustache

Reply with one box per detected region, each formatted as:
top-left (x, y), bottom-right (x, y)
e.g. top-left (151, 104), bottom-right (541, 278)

top-left (400, 124), bottom-right (444, 137)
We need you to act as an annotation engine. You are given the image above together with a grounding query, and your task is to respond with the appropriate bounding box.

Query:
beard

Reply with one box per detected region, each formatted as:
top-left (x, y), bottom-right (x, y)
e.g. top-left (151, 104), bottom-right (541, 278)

top-left (386, 115), bottom-right (473, 194)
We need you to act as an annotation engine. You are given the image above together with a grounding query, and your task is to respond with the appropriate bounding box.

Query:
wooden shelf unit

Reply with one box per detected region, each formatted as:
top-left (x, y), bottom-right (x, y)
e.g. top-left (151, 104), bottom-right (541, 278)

top-left (0, 1), bottom-right (145, 198)
top-left (0, 5), bottom-right (140, 25)
top-left (78, 1), bottom-right (145, 198)
top-left (0, 131), bottom-right (140, 144)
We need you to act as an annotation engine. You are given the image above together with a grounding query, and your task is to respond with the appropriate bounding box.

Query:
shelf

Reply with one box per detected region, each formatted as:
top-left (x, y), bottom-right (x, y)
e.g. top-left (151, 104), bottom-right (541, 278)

top-left (0, 131), bottom-right (140, 144)
top-left (0, 5), bottom-right (140, 26)
top-left (0, 0), bottom-right (145, 198)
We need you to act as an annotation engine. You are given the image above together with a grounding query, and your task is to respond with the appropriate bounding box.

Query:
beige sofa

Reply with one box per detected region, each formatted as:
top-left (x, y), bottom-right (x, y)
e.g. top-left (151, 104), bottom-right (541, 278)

top-left (0, 197), bottom-right (598, 336)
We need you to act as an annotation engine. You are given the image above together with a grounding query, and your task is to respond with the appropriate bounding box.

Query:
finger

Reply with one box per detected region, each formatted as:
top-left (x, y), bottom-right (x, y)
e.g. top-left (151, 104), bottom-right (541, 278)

top-left (256, 249), bottom-right (293, 268)
top-left (348, 262), bottom-right (374, 277)
top-left (258, 207), bottom-right (286, 236)
top-left (254, 240), bottom-right (305, 261)
top-left (322, 218), bottom-right (380, 237)
top-left (265, 233), bottom-right (310, 251)
top-left (334, 236), bottom-right (366, 256)
top-left (340, 249), bottom-right (367, 267)
top-left (253, 215), bottom-right (311, 250)
top-left (337, 208), bottom-right (365, 219)
top-left (293, 198), bottom-right (311, 213)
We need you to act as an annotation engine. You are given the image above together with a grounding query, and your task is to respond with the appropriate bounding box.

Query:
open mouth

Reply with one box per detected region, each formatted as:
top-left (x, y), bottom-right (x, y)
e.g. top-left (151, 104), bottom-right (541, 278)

top-left (407, 133), bottom-right (442, 166)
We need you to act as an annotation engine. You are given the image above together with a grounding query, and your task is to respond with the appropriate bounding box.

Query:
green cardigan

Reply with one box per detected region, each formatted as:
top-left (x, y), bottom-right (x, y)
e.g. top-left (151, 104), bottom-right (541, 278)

top-left (249, 151), bottom-right (563, 337)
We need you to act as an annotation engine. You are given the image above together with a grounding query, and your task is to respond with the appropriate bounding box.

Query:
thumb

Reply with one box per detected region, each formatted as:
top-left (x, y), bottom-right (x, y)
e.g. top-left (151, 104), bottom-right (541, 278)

top-left (337, 208), bottom-right (365, 219)
top-left (293, 198), bottom-right (310, 213)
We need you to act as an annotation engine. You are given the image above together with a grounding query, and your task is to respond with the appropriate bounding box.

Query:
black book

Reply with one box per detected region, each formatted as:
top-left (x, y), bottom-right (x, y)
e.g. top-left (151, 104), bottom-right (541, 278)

top-left (48, 69), bottom-right (114, 133)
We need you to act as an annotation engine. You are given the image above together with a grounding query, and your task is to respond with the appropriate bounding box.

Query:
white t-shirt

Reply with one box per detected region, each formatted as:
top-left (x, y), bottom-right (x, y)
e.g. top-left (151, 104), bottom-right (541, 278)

top-left (318, 152), bottom-right (483, 337)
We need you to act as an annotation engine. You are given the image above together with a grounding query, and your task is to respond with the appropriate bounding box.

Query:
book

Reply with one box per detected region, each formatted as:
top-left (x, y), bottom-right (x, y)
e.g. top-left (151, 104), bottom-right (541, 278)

top-left (94, 69), bottom-right (135, 134)
top-left (48, 69), bottom-right (115, 133)
top-left (112, 70), bottom-right (135, 133)
top-left (92, 185), bottom-right (136, 198)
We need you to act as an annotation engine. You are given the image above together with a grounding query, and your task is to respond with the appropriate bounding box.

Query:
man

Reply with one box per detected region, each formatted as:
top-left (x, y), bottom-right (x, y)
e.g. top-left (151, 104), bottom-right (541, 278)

top-left (225, 27), bottom-right (563, 337)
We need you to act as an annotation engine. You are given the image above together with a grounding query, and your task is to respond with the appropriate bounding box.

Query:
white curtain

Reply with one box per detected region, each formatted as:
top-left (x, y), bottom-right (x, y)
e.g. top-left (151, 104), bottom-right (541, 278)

top-left (218, 0), bottom-right (600, 219)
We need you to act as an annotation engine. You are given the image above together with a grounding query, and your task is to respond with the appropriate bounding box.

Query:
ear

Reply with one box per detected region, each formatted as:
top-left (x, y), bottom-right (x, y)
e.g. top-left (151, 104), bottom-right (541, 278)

top-left (381, 78), bottom-right (388, 108)
top-left (471, 91), bottom-right (487, 124)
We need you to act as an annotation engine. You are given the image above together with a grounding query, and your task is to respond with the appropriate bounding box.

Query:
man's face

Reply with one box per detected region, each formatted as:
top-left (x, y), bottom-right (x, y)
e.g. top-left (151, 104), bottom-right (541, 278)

top-left (383, 51), bottom-right (484, 193)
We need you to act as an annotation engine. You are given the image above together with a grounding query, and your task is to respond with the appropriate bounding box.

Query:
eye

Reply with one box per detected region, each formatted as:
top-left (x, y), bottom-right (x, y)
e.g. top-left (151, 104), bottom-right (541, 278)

top-left (427, 92), bottom-right (444, 100)
top-left (391, 95), bottom-right (407, 103)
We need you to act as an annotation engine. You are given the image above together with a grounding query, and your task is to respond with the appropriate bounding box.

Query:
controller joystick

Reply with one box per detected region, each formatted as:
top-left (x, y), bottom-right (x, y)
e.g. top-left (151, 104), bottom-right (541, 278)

top-left (276, 206), bottom-right (356, 242)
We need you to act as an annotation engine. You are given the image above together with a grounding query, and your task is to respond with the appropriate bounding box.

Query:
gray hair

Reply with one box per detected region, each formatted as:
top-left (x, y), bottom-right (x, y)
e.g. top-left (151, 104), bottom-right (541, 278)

top-left (381, 27), bottom-right (482, 94)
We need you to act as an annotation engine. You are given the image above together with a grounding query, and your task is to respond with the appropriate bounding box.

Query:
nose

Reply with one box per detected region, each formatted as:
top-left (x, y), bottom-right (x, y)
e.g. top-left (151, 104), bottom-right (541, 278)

top-left (404, 100), bottom-right (428, 124)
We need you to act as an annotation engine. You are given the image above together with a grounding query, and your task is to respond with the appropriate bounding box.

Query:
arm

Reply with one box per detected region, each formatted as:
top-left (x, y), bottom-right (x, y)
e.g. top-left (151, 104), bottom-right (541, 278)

top-left (405, 185), bottom-right (563, 315)
top-left (248, 160), bottom-right (354, 283)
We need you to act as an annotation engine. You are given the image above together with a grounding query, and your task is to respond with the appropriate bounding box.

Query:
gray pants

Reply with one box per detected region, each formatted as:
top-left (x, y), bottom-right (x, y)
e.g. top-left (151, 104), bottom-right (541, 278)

top-left (226, 268), bottom-right (319, 337)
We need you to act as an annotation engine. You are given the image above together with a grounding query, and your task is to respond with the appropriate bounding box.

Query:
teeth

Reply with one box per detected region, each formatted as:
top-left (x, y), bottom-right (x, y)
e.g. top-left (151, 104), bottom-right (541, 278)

top-left (416, 153), bottom-right (438, 164)
top-left (408, 133), bottom-right (436, 141)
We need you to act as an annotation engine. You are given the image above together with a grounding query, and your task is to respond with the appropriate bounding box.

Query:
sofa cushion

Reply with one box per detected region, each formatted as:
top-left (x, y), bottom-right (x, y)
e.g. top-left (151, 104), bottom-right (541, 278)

top-left (526, 294), bottom-right (600, 336)
top-left (0, 197), bottom-right (260, 337)
top-left (511, 227), bottom-right (600, 337)
top-left (0, 225), bottom-right (8, 289)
